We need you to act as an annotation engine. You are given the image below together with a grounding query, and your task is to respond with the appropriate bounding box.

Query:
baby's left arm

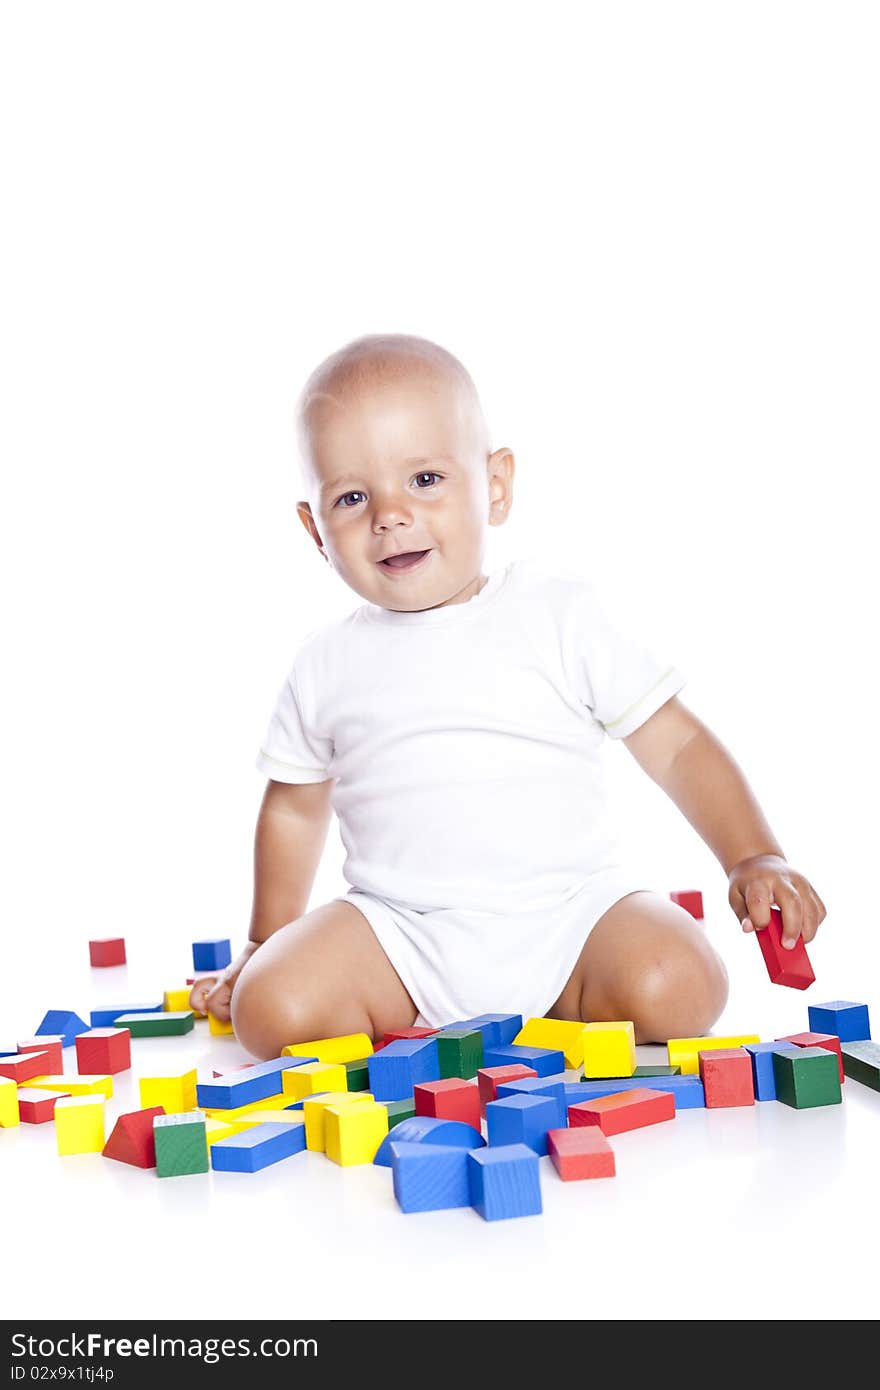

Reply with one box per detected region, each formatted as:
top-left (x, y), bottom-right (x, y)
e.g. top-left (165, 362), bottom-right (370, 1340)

top-left (623, 696), bottom-right (826, 947)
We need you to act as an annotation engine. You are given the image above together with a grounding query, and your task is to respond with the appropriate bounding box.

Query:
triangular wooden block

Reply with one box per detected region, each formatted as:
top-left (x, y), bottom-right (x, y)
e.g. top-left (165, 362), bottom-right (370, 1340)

top-left (102, 1105), bottom-right (166, 1168)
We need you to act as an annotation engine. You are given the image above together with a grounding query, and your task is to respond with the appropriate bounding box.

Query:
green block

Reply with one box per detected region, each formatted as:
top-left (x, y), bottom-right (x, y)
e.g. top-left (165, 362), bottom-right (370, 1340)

top-left (113, 1011), bottom-right (194, 1037)
top-left (384, 1098), bottom-right (416, 1128)
top-left (772, 1046), bottom-right (842, 1108)
top-left (841, 1040), bottom-right (880, 1091)
top-left (154, 1112), bottom-right (209, 1177)
top-left (633, 1064), bottom-right (681, 1077)
top-left (344, 1058), bottom-right (371, 1092)
top-left (436, 1029), bottom-right (484, 1080)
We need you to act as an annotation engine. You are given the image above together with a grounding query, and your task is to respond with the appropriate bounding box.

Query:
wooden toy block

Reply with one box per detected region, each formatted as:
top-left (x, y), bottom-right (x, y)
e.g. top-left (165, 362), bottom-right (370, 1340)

top-left (154, 1112), bottom-right (210, 1177)
top-left (633, 1064), bottom-right (681, 1077)
top-left (667, 1034), bottom-right (760, 1074)
top-left (513, 1017), bottom-right (587, 1068)
top-left (413, 1078), bottom-right (481, 1130)
top-left (435, 1029), bottom-right (484, 1079)
top-left (580, 1022), bottom-right (636, 1079)
top-left (576, 1074), bottom-right (705, 1108)
top-left (18, 1037), bottom-right (65, 1072)
top-left (207, 1012), bottom-right (235, 1036)
top-left (55, 1095), bottom-right (105, 1154)
top-left (699, 1049), bottom-right (755, 1107)
top-left (468, 1014), bottom-right (523, 1047)
top-left (75, 1028), bottom-right (131, 1076)
top-left (17, 1087), bottom-right (70, 1123)
top-left (776, 1032), bottom-right (844, 1083)
top-left (164, 987), bottom-right (200, 1015)
top-left (381, 1027), bottom-right (439, 1045)
top-left (204, 1092), bottom-right (288, 1122)
top-left (486, 1093), bottom-right (560, 1155)
top-left (482, 1043), bottom-right (564, 1077)
top-left (344, 1058), bottom-right (371, 1091)
top-left (102, 1106), bottom-right (165, 1168)
top-left (468, 1143), bottom-right (542, 1221)
top-left (282, 1033), bottom-right (374, 1064)
top-left (324, 1101), bottom-right (389, 1166)
top-left (112, 1011), bottom-right (194, 1037)
top-left (494, 1076), bottom-right (568, 1127)
top-left (367, 1038), bottom-right (441, 1101)
top-left (210, 1120), bottom-right (306, 1172)
top-left (281, 1060), bottom-right (348, 1101)
top-left (192, 939), bottom-right (232, 972)
top-left (197, 1057), bottom-right (312, 1110)
top-left (35, 1011), bottom-right (89, 1046)
top-left (744, 1042), bottom-right (802, 1101)
top-left (0, 1051), bottom-right (54, 1083)
top-left (477, 1064), bottom-right (538, 1113)
top-left (301, 1093), bottom-right (373, 1151)
top-left (807, 1001), bottom-right (871, 1044)
top-left (139, 1069), bottom-right (198, 1114)
top-left (669, 890), bottom-right (704, 919)
top-left (390, 1142), bottom-right (472, 1212)
top-left (840, 1040), bottom-right (880, 1091)
top-left (384, 1097), bottom-right (417, 1128)
top-left (21, 1073), bottom-right (113, 1098)
top-left (211, 1063), bottom-right (255, 1076)
top-left (772, 1046), bottom-right (843, 1109)
top-left (373, 1115), bottom-right (486, 1167)
top-left (547, 1127), bottom-right (616, 1181)
top-left (89, 937), bottom-right (126, 967)
top-left (0, 1077), bottom-right (20, 1127)
top-left (90, 1003), bottom-right (163, 1027)
top-left (569, 1087), bottom-right (676, 1136)
top-left (205, 1116), bottom-right (246, 1145)
top-left (755, 906), bottom-right (815, 989)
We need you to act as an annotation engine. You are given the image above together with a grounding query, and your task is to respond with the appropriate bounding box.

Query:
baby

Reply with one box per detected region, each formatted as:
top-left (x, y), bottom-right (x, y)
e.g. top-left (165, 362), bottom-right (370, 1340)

top-left (190, 333), bottom-right (826, 1060)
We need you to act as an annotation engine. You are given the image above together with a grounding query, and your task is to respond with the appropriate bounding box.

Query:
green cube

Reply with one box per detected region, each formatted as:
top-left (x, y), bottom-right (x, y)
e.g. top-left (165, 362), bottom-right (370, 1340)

top-left (436, 1029), bottom-right (483, 1079)
top-left (633, 1064), bottom-right (681, 1077)
top-left (113, 1011), bottom-right (194, 1037)
top-left (154, 1112), bottom-right (209, 1177)
top-left (384, 1098), bottom-right (416, 1128)
top-left (344, 1058), bottom-right (371, 1092)
top-left (772, 1046), bottom-right (842, 1108)
top-left (841, 1040), bottom-right (880, 1091)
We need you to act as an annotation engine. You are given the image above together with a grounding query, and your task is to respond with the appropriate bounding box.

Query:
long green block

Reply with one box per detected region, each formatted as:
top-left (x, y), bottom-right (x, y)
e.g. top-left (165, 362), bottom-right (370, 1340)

top-left (113, 1011), bottom-right (194, 1037)
top-left (384, 1098), bottom-right (416, 1128)
top-left (633, 1064), bottom-right (681, 1077)
top-left (154, 1112), bottom-right (209, 1176)
top-left (436, 1029), bottom-right (484, 1079)
top-left (344, 1058), bottom-right (371, 1092)
top-left (772, 1046), bottom-right (842, 1108)
top-left (841, 1040), bottom-right (880, 1091)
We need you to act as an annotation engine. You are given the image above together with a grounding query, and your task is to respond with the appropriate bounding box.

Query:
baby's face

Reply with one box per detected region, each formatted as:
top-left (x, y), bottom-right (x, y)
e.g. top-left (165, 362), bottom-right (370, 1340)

top-left (298, 367), bottom-right (512, 611)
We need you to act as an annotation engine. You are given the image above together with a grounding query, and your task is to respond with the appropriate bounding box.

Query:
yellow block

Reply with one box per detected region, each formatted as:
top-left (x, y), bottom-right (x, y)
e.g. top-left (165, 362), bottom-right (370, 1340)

top-left (668, 1034), bottom-right (761, 1075)
top-left (513, 1018), bottom-right (587, 1068)
top-left (282, 1033), bottom-right (373, 1064)
top-left (139, 1069), bottom-right (198, 1114)
top-left (21, 1074), bottom-right (113, 1099)
top-left (0, 1077), bottom-right (20, 1127)
top-left (581, 1023), bottom-right (636, 1079)
top-left (301, 1091), bottom-right (375, 1151)
top-left (244, 1111), bottom-right (307, 1133)
top-left (165, 987), bottom-right (204, 1017)
top-left (324, 1101), bottom-right (388, 1166)
top-left (204, 1091), bottom-right (287, 1122)
top-left (208, 1012), bottom-right (235, 1036)
top-left (55, 1095), bottom-right (105, 1154)
top-left (205, 1116), bottom-right (253, 1145)
top-left (282, 1061), bottom-right (348, 1101)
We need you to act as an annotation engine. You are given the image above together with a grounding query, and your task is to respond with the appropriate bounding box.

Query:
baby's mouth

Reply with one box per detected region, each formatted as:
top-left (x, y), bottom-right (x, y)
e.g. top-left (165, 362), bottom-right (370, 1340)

top-left (378, 549), bottom-right (432, 572)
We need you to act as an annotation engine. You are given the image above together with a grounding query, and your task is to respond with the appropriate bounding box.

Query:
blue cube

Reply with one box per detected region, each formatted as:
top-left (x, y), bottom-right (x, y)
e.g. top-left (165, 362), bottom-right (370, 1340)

top-left (744, 1042), bottom-right (801, 1101)
top-left (495, 1075), bottom-right (568, 1127)
top-left (807, 1000), bottom-right (871, 1043)
top-left (486, 1093), bottom-right (560, 1155)
top-left (482, 1043), bottom-right (565, 1076)
top-left (367, 1038), bottom-right (440, 1101)
top-left (210, 1121), bottom-right (306, 1172)
top-left (374, 1115), bottom-right (484, 1167)
top-left (192, 939), bottom-right (232, 972)
top-left (390, 1142), bottom-right (472, 1212)
top-left (468, 1143), bottom-right (542, 1221)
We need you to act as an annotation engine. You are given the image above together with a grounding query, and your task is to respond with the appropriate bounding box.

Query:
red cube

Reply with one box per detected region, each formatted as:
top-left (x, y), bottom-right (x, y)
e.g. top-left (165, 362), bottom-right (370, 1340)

top-left (18, 1037), bottom-right (65, 1072)
top-left (413, 1078), bottom-right (481, 1130)
top-left (477, 1064), bottom-right (538, 1114)
top-left (17, 1087), bottom-right (70, 1124)
top-left (548, 1126), bottom-right (616, 1181)
top-left (699, 1048), bottom-right (755, 1107)
top-left (89, 937), bottom-right (127, 967)
top-left (776, 1031), bottom-right (844, 1082)
top-left (568, 1087), bottom-right (676, 1135)
top-left (669, 890), bottom-right (704, 920)
top-left (0, 1050), bottom-right (54, 1083)
top-left (75, 1027), bottom-right (131, 1075)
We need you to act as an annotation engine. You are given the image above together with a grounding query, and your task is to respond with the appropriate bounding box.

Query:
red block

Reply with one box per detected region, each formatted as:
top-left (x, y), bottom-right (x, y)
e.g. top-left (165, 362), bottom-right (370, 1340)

top-left (18, 1037), bottom-right (65, 1073)
top-left (0, 1051), bottom-right (53, 1083)
top-left (75, 1028), bottom-right (131, 1075)
top-left (382, 1026), bottom-right (440, 1044)
top-left (699, 1048), bottom-right (755, 1107)
top-left (776, 1031), bottom-right (844, 1082)
top-left (756, 906), bottom-right (815, 989)
top-left (17, 1087), bottom-right (71, 1124)
top-left (568, 1087), bottom-right (676, 1135)
top-left (669, 890), bottom-right (704, 920)
top-left (102, 1106), bottom-right (166, 1169)
top-left (89, 937), bottom-right (127, 967)
top-left (548, 1126), bottom-right (616, 1181)
top-left (476, 1065), bottom-right (538, 1114)
top-left (413, 1078), bottom-right (481, 1130)
top-left (212, 1063), bottom-right (256, 1077)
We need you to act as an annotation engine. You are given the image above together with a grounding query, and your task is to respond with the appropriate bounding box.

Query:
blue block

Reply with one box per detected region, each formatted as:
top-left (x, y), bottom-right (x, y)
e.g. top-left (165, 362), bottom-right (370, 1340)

top-left (468, 1143), bottom-right (542, 1221)
top-left (35, 1011), bottom-right (90, 1047)
top-left (367, 1038), bottom-right (440, 1101)
top-left (571, 1075), bottom-right (706, 1109)
top-left (495, 1075), bottom-right (568, 1127)
top-left (471, 1014), bottom-right (524, 1047)
top-left (192, 939), bottom-right (232, 972)
top-left (89, 1003), bottom-right (163, 1028)
top-left (390, 1142), bottom-right (472, 1212)
top-left (744, 1042), bottom-right (801, 1101)
top-left (486, 1093), bottom-right (560, 1156)
top-left (374, 1115), bottom-right (484, 1167)
top-left (482, 1043), bottom-right (565, 1077)
top-left (196, 1056), bottom-right (317, 1109)
top-left (445, 1018), bottom-right (503, 1050)
top-left (210, 1121), bottom-right (306, 1172)
top-left (807, 1000), bottom-right (871, 1043)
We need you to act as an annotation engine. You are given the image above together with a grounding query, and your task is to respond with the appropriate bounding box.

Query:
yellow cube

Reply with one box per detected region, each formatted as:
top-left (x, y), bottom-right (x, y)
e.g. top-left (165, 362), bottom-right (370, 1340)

top-left (282, 1033), bottom-right (373, 1064)
top-left (21, 1073), bottom-right (113, 1099)
top-left (301, 1091), bottom-right (375, 1151)
top-left (668, 1034), bottom-right (761, 1075)
top-left (55, 1095), bottom-right (105, 1154)
top-left (208, 1012), bottom-right (235, 1036)
top-left (164, 987), bottom-right (203, 1016)
top-left (513, 1017), bottom-right (587, 1068)
top-left (204, 1091), bottom-right (287, 1122)
top-left (281, 1061), bottom-right (348, 1101)
top-left (581, 1022), bottom-right (636, 1079)
top-left (324, 1101), bottom-right (388, 1166)
top-left (139, 1069), bottom-right (198, 1114)
top-left (0, 1077), bottom-right (20, 1127)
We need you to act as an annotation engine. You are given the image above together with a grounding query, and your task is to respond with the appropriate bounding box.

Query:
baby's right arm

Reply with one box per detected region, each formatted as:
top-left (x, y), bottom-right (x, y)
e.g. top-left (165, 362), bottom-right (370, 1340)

top-left (188, 778), bottom-right (334, 1020)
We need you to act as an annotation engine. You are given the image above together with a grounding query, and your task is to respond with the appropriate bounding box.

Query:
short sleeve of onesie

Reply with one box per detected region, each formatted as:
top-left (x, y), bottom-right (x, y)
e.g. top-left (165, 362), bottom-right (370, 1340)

top-left (254, 642), bottom-right (333, 784)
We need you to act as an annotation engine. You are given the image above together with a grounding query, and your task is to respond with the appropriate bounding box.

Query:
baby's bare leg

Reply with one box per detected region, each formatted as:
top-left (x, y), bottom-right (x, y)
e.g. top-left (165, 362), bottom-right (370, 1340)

top-left (231, 899), bottom-right (418, 1060)
top-left (546, 890), bottom-right (729, 1044)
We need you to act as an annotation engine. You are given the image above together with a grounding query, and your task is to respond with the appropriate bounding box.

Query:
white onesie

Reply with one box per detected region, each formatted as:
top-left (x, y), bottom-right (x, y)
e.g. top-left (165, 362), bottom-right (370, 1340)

top-left (255, 557), bottom-right (686, 1027)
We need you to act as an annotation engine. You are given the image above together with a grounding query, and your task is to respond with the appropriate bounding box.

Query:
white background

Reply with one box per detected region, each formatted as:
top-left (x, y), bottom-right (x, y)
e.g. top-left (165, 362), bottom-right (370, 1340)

top-left (1, 1), bottom-right (878, 1321)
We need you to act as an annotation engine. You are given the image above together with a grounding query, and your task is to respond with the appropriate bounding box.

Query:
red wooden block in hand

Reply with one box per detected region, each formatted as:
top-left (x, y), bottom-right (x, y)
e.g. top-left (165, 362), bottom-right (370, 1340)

top-left (413, 1078), bottom-right (481, 1131)
top-left (477, 1065), bottom-right (538, 1114)
top-left (699, 1048), bottom-right (755, 1107)
top-left (102, 1106), bottom-right (166, 1169)
top-left (548, 1126), bottom-right (616, 1181)
top-left (669, 890), bottom-right (704, 920)
top-left (568, 1087), bottom-right (675, 1135)
top-left (89, 937), bottom-right (127, 967)
top-left (75, 1028), bottom-right (131, 1076)
top-left (756, 906), bottom-right (815, 989)
top-left (18, 1037), bottom-right (65, 1073)
top-left (0, 1051), bottom-right (53, 1083)
top-left (776, 1031), bottom-right (844, 1082)
top-left (17, 1087), bottom-right (71, 1124)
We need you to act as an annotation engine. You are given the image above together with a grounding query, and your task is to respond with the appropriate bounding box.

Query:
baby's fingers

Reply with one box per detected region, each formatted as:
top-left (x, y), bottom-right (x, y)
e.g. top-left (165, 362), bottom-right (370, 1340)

top-left (189, 976), bottom-right (219, 1012)
top-left (205, 978), bottom-right (233, 1022)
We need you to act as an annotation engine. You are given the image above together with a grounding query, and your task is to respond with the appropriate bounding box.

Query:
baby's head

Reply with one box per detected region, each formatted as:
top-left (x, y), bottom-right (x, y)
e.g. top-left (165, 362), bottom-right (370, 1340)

top-left (295, 334), bottom-right (514, 611)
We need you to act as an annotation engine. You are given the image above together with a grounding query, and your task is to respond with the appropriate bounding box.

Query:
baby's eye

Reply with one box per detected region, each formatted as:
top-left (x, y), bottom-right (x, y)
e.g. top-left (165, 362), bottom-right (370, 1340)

top-left (414, 472), bottom-right (441, 488)
top-left (335, 491), bottom-right (366, 508)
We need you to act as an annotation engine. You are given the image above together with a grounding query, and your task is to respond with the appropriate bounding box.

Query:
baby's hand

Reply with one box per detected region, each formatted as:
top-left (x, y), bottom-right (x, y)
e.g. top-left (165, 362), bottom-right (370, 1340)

top-left (188, 942), bottom-right (260, 1021)
top-left (728, 853), bottom-right (826, 948)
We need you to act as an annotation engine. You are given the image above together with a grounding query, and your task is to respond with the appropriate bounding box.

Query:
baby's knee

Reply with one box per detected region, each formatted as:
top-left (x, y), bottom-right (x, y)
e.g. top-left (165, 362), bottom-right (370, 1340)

top-left (627, 943), bottom-right (729, 1045)
top-left (230, 967), bottom-right (320, 1061)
